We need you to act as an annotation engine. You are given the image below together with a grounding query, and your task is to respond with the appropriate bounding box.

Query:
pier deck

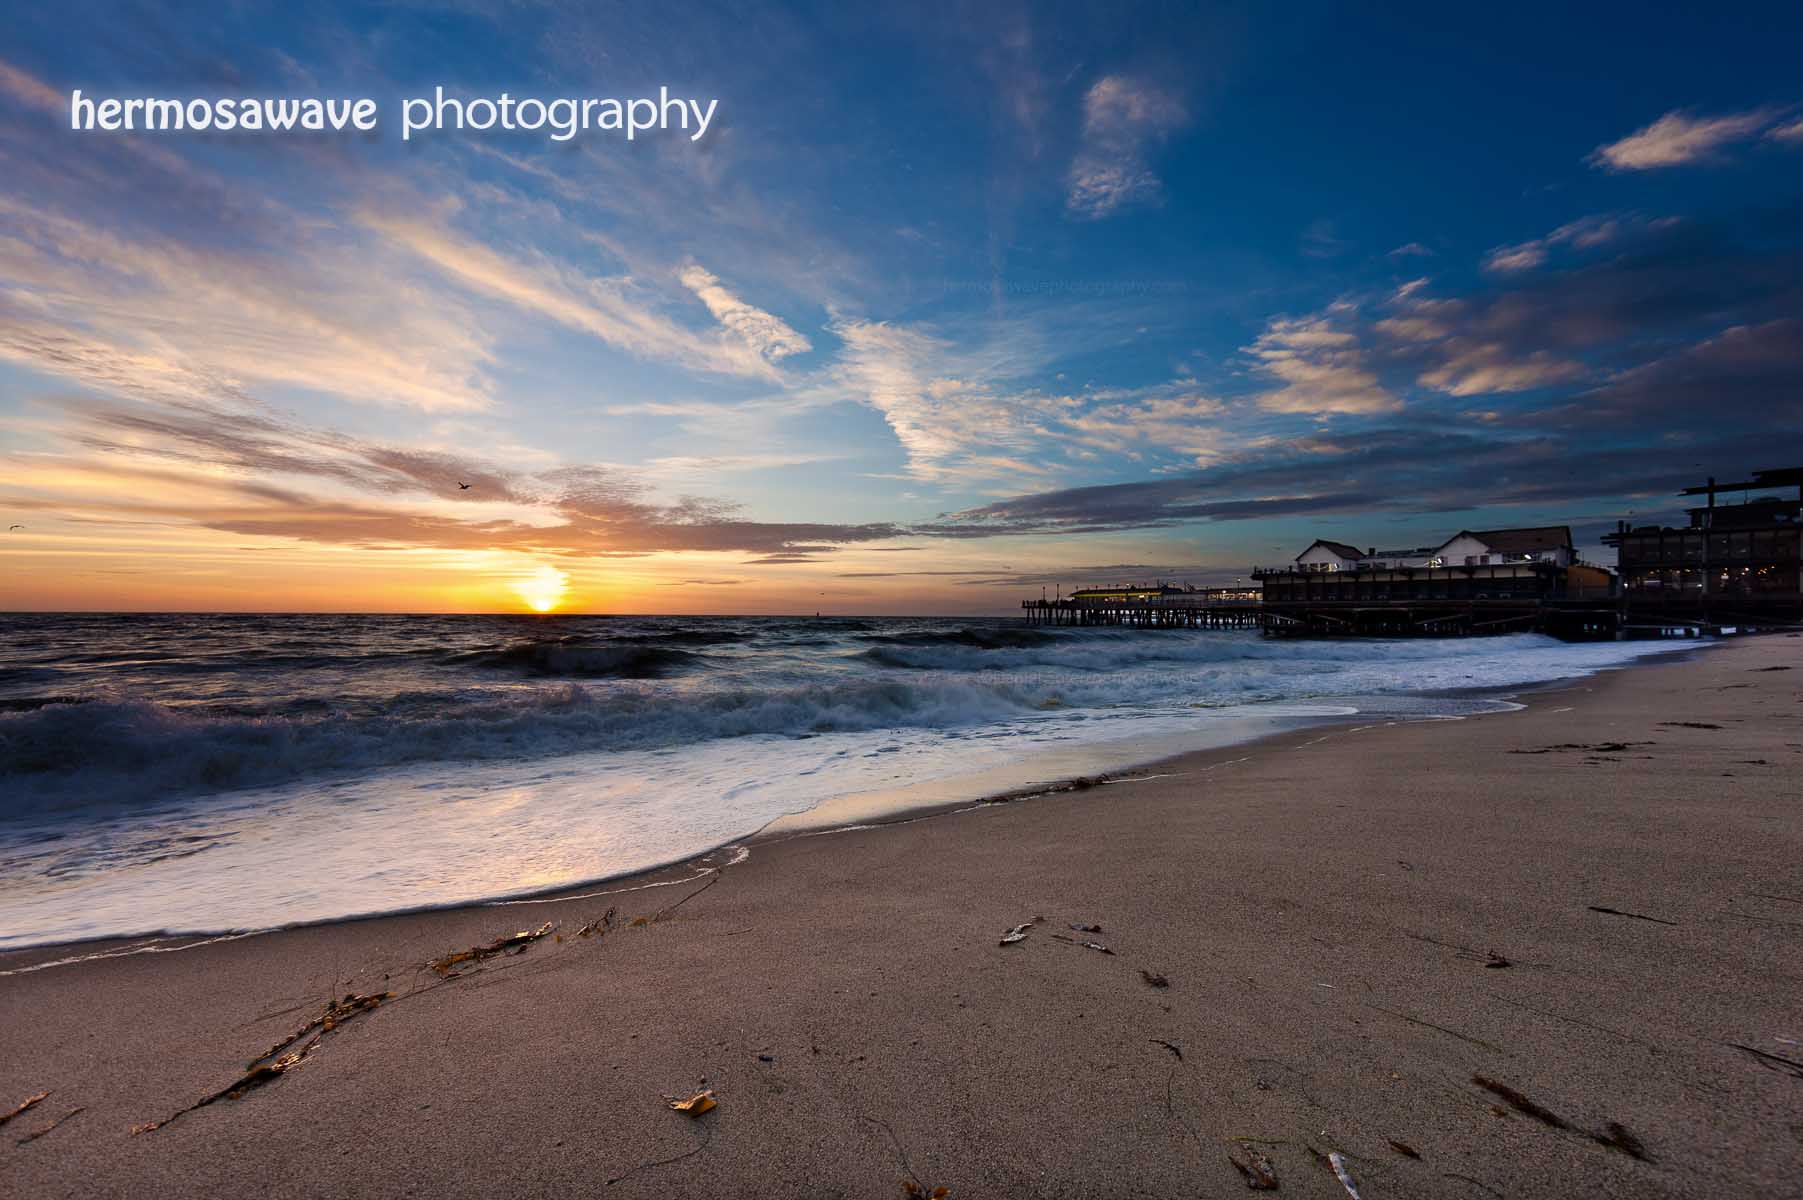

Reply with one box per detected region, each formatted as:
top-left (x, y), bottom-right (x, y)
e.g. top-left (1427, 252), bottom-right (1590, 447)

top-left (1022, 596), bottom-right (1262, 628)
top-left (1022, 595), bottom-right (1622, 639)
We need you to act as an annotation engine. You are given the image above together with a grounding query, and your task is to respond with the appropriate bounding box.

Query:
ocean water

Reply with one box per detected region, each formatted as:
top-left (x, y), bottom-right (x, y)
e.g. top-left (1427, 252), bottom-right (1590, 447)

top-left (0, 613), bottom-right (1680, 950)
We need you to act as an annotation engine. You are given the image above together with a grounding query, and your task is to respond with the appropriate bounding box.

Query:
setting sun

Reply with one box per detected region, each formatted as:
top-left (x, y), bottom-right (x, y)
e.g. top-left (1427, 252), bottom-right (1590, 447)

top-left (511, 565), bottom-right (568, 613)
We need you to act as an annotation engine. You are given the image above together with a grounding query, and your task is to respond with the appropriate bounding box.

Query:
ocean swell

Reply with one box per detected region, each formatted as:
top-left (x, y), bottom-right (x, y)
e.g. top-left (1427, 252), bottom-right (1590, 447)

top-left (445, 638), bottom-right (710, 678)
top-left (0, 673), bottom-right (1067, 816)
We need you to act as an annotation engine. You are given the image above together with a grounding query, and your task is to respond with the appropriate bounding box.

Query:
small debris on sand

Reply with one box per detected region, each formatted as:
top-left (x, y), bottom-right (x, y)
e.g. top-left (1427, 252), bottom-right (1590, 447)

top-left (668, 1090), bottom-right (717, 1116)
top-left (1729, 1042), bottom-right (1803, 1079)
top-left (1472, 1076), bottom-right (1570, 1130)
top-left (1140, 969), bottom-right (1170, 988)
top-left (574, 908), bottom-right (616, 937)
top-left (606, 1094), bottom-right (718, 1185)
top-left (1229, 1148), bottom-right (1279, 1189)
top-left (0, 1091), bottom-right (49, 1130)
top-left (249, 990), bottom-right (390, 1067)
top-left (999, 922), bottom-right (1033, 946)
top-left (15, 1105), bottom-right (83, 1146)
top-left (1473, 1075), bottom-right (1652, 1160)
top-left (1328, 1151), bottom-right (1363, 1199)
top-left (1387, 1138), bottom-right (1422, 1159)
top-left (1050, 933), bottom-right (1113, 954)
top-left (430, 923), bottom-right (555, 975)
top-left (900, 1182), bottom-right (950, 1199)
top-left (1587, 905), bottom-right (1677, 926)
top-left (1593, 1121), bottom-right (1651, 1161)
top-left (134, 990), bottom-right (392, 1134)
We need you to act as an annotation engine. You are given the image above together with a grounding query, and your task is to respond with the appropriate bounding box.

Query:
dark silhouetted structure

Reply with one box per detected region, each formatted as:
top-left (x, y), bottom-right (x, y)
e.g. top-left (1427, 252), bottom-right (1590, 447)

top-left (1603, 467), bottom-right (1803, 633)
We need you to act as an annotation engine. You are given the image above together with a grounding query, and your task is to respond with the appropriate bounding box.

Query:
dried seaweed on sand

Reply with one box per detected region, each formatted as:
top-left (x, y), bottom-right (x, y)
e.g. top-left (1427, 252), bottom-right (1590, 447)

top-left (429, 922), bottom-right (555, 974)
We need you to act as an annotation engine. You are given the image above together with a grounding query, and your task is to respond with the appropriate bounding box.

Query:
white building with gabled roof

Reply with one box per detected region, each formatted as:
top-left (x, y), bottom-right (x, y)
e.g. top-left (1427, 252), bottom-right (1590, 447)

top-left (1428, 526), bottom-right (1574, 568)
top-left (1293, 539), bottom-right (1367, 572)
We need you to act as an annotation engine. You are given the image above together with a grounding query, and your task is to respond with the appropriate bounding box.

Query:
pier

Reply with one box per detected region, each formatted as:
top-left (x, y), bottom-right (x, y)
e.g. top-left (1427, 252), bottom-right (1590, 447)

top-left (1021, 478), bottom-right (1802, 642)
top-left (1022, 589), bottom-right (1263, 628)
top-left (1021, 591), bottom-right (1618, 639)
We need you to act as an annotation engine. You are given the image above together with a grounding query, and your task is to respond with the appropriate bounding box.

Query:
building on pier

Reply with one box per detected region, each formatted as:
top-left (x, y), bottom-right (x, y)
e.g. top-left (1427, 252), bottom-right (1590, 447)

top-left (1253, 525), bottom-right (1616, 639)
top-left (1293, 528), bottom-right (1574, 574)
top-left (1602, 466), bottom-right (1802, 632)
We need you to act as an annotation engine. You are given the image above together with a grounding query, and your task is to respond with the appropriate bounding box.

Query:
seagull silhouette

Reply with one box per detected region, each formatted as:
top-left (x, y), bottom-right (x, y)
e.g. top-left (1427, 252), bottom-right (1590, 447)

top-left (6, 525), bottom-right (21, 531)
top-left (457, 482), bottom-right (471, 490)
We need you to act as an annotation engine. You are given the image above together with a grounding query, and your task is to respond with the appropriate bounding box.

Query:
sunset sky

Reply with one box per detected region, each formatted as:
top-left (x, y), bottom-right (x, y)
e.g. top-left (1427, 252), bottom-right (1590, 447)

top-left (2, 2), bottom-right (1800, 613)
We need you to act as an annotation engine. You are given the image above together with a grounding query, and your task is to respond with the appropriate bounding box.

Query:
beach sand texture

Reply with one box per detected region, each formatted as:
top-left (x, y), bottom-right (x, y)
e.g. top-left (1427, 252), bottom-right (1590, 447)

top-left (2, 636), bottom-right (1799, 1198)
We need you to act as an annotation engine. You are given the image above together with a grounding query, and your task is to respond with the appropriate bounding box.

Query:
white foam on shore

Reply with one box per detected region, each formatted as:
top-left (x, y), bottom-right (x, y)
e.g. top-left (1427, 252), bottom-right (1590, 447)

top-left (0, 633), bottom-right (1686, 951)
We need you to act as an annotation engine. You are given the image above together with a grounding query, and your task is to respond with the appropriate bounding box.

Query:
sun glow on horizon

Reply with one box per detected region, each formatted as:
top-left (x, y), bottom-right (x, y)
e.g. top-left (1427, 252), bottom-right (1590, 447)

top-left (511, 564), bottom-right (569, 613)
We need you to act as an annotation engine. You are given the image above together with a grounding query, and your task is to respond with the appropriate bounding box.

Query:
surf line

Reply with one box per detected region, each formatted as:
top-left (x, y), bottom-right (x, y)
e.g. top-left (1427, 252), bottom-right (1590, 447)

top-left (0, 930), bottom-right (269, 978)
top-left (484, 845), bottom-right (750, 907)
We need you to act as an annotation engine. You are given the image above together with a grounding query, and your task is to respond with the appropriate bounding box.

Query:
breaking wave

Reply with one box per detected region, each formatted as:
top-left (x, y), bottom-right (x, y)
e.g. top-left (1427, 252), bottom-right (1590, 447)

top-left (0, 612), bottom-right (1696, 948)
top-left (858, 626), bottom-right (1061, 650)
top-left (0, 615), bottom-right (1685, 824)
top-left (444, 638), bottom-right (710, 678)
top-left (0, 674), bottom-right (1073, 815)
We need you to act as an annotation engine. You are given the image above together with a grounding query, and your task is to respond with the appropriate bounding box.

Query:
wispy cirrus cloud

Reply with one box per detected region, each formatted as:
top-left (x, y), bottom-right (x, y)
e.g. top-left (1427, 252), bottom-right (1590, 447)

top-left (0, 56), bottom-right (61, 111)
top-left (0, 197), bottom-right (495, 412)
top-left (1376, 290), bottom-right (1586, 396)
top-left (831, 319), bottom-right (1066, 483)
top-left (7, 397), bottom-right (905, 559)
top-left (1482, 213), bottom-right (1673, 273)
top-left (362, 210), bottom-right (795, 382)
top-left (676, 264), bottom-right (812, 363)
top-left (831, 318), bottom-right (1239, 483)
top-left (1589, 107), bottom-right (1789, 170)
top-left (1415, 341), bottom-right (1586, 397)
top-left (0, 54), bottom-right (499, 413)
top-left (1246, 312), bottom-right (1401, 416)
top-left (1065, 75), bottom-right (1187, 219)
top-left (1059, 386), bottom-right (1228, 464)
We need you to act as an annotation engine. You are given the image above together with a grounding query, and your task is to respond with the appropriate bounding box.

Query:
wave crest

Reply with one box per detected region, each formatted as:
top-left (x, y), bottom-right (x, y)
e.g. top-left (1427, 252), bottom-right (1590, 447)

top-left (444, 639), bottom-right (707, 678)
top-left (0, 674), bottom-right (1064, 815)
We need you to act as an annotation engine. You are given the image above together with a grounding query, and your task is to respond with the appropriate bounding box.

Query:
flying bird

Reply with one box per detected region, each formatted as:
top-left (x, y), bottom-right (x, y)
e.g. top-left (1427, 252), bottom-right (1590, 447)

top-left (7, 525), bottom-right (21, 531)
top-left (457, 482), bottom-right (471, 490)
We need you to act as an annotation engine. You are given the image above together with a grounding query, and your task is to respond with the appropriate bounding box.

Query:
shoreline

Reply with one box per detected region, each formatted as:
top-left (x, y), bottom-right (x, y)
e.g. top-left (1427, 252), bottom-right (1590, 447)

top-left (0, 639), bottom-right (1708, 962)
top-left (1, 634), bottom-right (1797, 1196)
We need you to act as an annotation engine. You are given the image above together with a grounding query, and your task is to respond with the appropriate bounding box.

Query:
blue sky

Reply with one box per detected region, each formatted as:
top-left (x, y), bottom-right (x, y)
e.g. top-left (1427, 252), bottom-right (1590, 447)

top-left (1, 1), bottom-right (1800, 611)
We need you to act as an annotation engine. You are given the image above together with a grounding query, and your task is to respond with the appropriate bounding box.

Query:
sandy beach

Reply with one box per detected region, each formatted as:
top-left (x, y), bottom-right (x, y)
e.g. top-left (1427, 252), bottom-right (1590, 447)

top-left (2, 635), bottom-right (1800, 1198)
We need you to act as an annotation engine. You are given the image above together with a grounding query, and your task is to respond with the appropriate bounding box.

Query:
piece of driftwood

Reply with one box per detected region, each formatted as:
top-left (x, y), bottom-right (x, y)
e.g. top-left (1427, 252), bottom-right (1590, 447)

top-left (16, 1105), bottom-right (84, 1145)
top-left (0, 1091), bottom-right (48, 1129)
